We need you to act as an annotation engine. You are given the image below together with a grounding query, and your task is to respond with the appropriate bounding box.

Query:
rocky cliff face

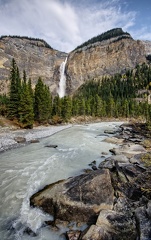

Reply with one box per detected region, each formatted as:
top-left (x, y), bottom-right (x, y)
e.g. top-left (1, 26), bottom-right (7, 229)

top-left (66, 35), bottom-right (151, 94)
top-left (142, 40), bottom-right (151, 55)
top-left (0, 30), bottom-right (151, 96)
top-left (0, 36), bottom-right (67, 94)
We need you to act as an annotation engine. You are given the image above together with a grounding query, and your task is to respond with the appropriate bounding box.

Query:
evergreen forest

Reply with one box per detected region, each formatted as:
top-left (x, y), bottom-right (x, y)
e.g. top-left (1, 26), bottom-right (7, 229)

top-left (74, 28), bottom-right (131, 51)
top-left (0, 59), bottom-right (151, 128)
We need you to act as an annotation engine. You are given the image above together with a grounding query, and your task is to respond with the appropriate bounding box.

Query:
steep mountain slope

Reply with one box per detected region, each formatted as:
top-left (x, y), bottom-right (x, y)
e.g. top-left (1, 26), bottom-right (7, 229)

top-left (0, 36), bottom-right (67, 94)
top-left (0, 29), bottom-right (151, 96)
top-left (66, 29), bottom-right (151, 94)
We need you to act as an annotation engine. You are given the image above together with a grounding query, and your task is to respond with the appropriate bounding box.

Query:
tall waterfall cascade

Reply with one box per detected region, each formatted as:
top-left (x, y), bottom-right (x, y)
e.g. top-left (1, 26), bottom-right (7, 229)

top-left (58, 57), bottom-right (68, 98)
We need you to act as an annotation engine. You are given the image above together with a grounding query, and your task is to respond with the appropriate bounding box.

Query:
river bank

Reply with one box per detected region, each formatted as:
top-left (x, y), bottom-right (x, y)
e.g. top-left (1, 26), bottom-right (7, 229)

top-left (0, 115), bottom-right (128, 153)
top-left (0, 124), bottom-right (72, 152)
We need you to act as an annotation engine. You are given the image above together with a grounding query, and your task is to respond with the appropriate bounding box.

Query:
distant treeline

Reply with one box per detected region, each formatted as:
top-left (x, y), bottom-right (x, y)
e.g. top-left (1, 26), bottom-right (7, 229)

top-left (72, 63), bottom-right (151, 121)
top-left (74, 28), bottom-right (131, 51)
top-left (0, 35), bottom-right (52, 49)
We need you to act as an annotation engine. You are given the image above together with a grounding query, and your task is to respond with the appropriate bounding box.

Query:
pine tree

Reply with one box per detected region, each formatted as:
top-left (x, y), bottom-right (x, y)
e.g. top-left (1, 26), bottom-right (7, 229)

top-left (85, 98), bottom-right (91, 115)
top-left (43, 85), bottom-right (52, 121)
top-left (62, 96), bottom-right (72, 121)
top-left (72, 98), bottom-right (79, 116)
top-left (18, 80), bottom-right (34, 128)
top-left (106, 93), bottom-right (115, 117)
top-left (8, 59), bottom-right (20, 120)
top-left (34, 77), bottom-right (52, 123)
top-left (94, 94), bottom-right (102, 117)
top-left (78, 98), bottom-right (86, 116)
top-left (28, 78), bottom-right (34, 101)
top-left (0, 94), bottom-right (9, 116)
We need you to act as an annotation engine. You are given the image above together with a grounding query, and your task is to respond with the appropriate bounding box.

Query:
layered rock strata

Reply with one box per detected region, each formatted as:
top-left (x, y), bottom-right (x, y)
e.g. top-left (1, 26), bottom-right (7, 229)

top-left (0, 36), bottom-right (67, 94)
top-left (66, 37), bottom-right (150, 94)
top-left (0, 30), bottom-right (151, 96)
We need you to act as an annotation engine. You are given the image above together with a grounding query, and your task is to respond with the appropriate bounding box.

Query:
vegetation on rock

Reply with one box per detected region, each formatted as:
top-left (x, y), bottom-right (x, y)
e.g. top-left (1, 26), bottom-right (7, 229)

top-left (73, 63), bottom-right (151, 121)
top-left (0, 35), bottom-right (52, 49)
top-left (74, 28), bottom-right (131, 50)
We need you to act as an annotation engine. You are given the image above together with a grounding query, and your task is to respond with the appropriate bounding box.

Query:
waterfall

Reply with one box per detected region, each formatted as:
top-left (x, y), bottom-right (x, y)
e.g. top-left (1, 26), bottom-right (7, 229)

top-left (58, 57), bottom-right (67, 98)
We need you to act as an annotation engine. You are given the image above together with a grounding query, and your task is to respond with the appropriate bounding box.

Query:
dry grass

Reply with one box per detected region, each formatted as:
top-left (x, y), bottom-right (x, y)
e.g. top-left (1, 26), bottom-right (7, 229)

top-left (141, 153), bottom-right (151, 167)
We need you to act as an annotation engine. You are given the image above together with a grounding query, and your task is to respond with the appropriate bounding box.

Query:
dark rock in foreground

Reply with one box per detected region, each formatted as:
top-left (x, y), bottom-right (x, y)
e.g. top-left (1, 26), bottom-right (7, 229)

top-left (82, 210), bottom-right (137, 240)
top-left (30, 169), bottom-right (114, 224)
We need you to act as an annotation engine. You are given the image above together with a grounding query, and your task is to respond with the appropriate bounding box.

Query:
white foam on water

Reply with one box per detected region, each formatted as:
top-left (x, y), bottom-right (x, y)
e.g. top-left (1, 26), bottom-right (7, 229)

top-left (58, 147), bottom-right (77, 152)
top-left (13, 155), bottom-right (58, 238)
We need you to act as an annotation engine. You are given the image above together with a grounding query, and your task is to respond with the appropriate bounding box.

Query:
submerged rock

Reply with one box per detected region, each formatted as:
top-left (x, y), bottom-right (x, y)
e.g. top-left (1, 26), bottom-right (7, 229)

top-left (104, 130), bottom-right (116, 134)
top-left (30, 169), bottom-right (114, 224)
top-left (45, 144), bottom-right (58, 148)
top-left (14, 136), bottom-right (26, 143)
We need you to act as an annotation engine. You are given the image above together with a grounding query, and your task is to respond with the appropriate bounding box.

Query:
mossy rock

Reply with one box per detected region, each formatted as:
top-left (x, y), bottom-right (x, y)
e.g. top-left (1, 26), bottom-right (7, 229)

top-left (142, 139), bottom-right (151, 149)
top-left (141, 153), bottom-right (151, 167)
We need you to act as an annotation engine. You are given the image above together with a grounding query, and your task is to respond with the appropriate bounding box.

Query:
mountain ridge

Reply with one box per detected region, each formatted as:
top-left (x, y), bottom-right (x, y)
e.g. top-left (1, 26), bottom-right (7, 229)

top-left (0, 28), bottom-right (151, 95)
top-left (73, 28), bottom-right (132, 51)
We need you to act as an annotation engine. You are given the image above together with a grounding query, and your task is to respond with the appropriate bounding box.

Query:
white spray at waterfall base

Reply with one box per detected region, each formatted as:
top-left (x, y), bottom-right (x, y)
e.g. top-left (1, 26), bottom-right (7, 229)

top-left (58, 57), bottom-right (67, 98)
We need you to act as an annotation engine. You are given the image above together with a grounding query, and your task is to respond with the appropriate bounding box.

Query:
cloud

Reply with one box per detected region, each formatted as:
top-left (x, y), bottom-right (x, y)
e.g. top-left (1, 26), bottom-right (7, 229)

top-left (0, 0), bottom-right (138, 52)
top-left (75, 0), bottom-right (136, 42)
top-left (131, 27), bottom-right (151, 41)
top-left (0, 0), bottom-right (81, 52)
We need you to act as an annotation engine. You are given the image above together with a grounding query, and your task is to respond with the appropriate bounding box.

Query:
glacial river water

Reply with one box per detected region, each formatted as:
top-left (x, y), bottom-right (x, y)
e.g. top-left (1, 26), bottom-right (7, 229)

top-left (0, 122), bottom-right (122, 240)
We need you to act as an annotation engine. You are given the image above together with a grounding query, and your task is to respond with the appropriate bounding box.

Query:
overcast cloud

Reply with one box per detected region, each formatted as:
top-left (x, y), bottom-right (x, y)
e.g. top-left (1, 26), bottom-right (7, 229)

top-left (0, 0), bottom-right (150, 52)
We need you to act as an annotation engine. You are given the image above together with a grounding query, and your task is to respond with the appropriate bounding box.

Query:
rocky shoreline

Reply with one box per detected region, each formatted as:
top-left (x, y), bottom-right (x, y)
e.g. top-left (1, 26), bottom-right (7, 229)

top-left (0, 124), bottom-right (72, 153)
top-left (30, 122), bottom-right (151, 240)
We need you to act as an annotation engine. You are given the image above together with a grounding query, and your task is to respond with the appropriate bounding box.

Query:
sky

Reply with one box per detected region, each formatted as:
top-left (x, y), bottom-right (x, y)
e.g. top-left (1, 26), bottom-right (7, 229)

top-left (0, 0), bottom-right (150, 53)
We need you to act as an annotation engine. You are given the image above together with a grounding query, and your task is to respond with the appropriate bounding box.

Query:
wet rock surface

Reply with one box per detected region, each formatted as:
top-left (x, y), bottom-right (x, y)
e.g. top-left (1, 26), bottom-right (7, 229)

top-left (30, 169), bottom-right (114, 224)
top-left (45, 144), bottom-right (58, 148)
top-left (30, 122), bottom-right (151, 240)
top-left (14, 136), bottom-right (26, 143)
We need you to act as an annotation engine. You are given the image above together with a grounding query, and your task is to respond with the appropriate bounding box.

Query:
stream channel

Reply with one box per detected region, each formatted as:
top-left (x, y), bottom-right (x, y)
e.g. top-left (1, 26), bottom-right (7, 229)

top-left (0, 122), bottom-right (123, 240)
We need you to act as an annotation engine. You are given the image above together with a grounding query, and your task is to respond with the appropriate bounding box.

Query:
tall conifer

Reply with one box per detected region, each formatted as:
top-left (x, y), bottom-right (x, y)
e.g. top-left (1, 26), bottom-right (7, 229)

top-left (34, 77), bottom-right (52, 123)
top-left (8, 59), bottom-right (20, 119)
top-left (18, 80), bottom-right (34, 128)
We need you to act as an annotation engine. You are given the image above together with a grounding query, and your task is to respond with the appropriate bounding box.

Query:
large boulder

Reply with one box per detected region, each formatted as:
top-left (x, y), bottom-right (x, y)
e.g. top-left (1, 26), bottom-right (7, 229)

top-left (109, 143), bottom-right (146, 158)
top-left (82, 210), bottom-right (137, 240)
top-left (99, 154), bottom-right (130, 170)
top-left (103, 137), bottom-right (124, 144)
top-left (30, 169), bottom-right (114, 224)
